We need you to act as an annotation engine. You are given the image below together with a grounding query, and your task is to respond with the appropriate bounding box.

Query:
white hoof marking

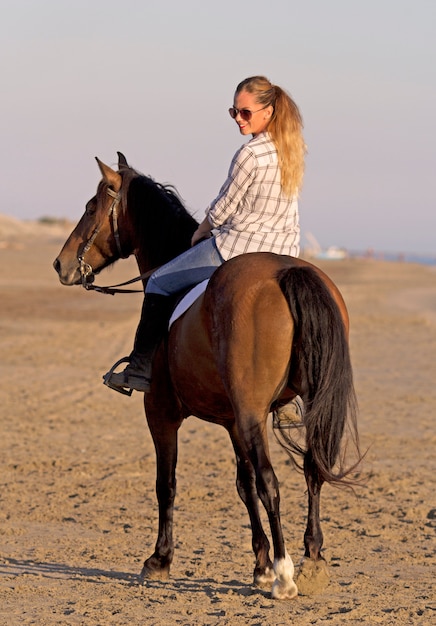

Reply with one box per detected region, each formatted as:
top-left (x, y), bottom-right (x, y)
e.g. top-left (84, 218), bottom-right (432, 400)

top-left (271, 553), bottom-right (298, 600)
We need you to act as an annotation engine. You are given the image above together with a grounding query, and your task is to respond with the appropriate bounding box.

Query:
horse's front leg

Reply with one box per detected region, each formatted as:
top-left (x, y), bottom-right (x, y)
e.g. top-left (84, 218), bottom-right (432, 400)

top-left (140, 401), bottom-right (183, 582)
top-left (295, 451), bottom-right (330, 595)
top-left (228, 427), bottom-right (275, 589)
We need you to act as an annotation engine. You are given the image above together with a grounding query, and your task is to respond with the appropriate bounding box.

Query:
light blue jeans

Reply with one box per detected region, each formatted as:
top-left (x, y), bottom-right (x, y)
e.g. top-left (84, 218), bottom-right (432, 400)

top-left (146, 237), bottom-right (225, 296)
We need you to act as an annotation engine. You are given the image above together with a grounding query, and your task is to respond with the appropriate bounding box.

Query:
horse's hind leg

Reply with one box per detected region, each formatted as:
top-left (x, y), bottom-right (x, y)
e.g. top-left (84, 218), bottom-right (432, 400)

top-left (234, 416), bottom-right (298, 600)
top-left (295, 451), bottom-right (330, 595)
top-left (228, 427), bottom-right (275, 588)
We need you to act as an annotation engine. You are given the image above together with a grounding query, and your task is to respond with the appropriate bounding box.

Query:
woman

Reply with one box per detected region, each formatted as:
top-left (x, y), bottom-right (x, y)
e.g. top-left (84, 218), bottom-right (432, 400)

top-left (104, 75), bottom-right (306, 401)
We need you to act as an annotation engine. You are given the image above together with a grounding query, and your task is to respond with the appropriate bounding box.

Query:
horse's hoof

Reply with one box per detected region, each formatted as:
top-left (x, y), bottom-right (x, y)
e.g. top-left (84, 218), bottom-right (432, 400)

top-left (295, 557), bottom-right (330, 596)
top-left (270, 553), bottom-right (298, 600)
top-left (271, 578), bottom-right (298, 600)
top-left (254, 566), bottom-right (276, 589)
top-left (139, 561), bottom-right (170, 582)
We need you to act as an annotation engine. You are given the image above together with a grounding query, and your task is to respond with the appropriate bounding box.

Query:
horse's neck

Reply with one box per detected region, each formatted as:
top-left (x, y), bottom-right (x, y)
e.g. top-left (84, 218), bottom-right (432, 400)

top-left (127, 175), bottom-right (198, 273)
top-left (135, 252), bottom-right (158, 282)
top-left (133, 231), bottom-right (194, 279)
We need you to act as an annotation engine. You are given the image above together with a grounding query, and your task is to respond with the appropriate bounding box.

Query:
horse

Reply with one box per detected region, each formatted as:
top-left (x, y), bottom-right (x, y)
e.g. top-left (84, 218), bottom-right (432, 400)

top-left (53, 152), bottom-right (359, 600)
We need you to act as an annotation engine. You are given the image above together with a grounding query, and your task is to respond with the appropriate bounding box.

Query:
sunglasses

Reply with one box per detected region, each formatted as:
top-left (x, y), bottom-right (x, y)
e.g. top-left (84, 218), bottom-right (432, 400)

top-left (228, 105), bottom-right (268, 121)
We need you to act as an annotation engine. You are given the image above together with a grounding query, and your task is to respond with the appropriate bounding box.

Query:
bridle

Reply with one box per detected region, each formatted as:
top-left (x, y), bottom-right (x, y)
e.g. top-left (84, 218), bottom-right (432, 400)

top-left (78, 187), bottom-right (155, 295)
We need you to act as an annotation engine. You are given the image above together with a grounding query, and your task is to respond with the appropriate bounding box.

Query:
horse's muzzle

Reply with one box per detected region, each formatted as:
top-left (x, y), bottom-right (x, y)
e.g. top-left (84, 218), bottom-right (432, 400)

top-left (53, 257), bottom-right (82, 286)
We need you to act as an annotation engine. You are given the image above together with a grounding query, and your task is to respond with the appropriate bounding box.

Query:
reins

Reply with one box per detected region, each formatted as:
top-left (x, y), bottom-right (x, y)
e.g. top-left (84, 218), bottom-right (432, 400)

top-left (83, 269), bottom-right (156, 295)
top-left (78, 186), bottom-right (158, 295)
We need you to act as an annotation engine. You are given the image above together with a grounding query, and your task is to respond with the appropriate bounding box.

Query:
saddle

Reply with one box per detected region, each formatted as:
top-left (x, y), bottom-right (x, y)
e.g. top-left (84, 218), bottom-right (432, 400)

top-left (169, 279), bottom-right (209, 328)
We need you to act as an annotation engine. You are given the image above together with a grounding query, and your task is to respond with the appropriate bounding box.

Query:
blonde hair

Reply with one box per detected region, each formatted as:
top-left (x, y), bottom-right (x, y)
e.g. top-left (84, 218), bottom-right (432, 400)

top-left (236, 76), bottom-right (306, 197)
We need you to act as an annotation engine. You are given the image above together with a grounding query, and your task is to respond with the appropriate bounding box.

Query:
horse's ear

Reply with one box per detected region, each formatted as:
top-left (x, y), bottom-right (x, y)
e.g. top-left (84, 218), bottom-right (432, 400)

top-left (95, 157), bottom-right (122, 192)
top-left (117, 152), bottom-right (129, 169)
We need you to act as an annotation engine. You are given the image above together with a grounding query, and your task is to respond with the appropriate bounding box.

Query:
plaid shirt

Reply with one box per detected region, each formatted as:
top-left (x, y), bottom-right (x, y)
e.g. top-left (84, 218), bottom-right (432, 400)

top-left (207, 132), bottom-right (300, 260)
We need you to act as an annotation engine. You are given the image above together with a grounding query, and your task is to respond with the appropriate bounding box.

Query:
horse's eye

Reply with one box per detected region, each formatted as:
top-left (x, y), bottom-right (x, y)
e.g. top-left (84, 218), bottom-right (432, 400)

top-left (85, 199), bottom-right (97, 216)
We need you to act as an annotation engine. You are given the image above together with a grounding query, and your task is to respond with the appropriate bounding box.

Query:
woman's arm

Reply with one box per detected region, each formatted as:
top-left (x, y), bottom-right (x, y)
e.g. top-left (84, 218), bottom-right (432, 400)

top-left (207, 147), bottom-right (256, 228)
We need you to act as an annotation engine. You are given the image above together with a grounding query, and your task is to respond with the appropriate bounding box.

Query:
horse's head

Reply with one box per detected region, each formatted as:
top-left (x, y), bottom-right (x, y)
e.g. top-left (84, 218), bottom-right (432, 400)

top-left (53, 152), bottom-right (135, 286)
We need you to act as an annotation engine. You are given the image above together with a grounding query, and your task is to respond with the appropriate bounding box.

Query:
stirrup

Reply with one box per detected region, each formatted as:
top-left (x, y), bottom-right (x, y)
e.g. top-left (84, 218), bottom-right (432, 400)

top-left (102, 356), bottom-right (133, 396)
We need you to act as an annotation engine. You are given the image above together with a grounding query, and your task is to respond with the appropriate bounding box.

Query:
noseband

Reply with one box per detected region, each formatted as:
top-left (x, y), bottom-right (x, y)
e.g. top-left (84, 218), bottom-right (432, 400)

top-left (78, 188), bottom-right (124, 289)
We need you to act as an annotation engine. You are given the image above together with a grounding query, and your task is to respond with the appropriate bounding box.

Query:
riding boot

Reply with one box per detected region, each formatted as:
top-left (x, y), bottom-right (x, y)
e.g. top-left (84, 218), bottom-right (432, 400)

top-left (103, 294), bottom-right (175, 394)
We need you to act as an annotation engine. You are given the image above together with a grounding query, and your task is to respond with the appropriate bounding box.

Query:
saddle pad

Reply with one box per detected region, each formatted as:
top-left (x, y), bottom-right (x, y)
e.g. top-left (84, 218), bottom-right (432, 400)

top-left (169, 279), bottom-right (209, 328)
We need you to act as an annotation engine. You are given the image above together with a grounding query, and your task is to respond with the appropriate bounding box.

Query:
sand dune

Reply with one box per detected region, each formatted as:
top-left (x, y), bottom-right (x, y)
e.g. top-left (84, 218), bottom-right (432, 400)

top-left (0, 214), bottom-right (74, 247)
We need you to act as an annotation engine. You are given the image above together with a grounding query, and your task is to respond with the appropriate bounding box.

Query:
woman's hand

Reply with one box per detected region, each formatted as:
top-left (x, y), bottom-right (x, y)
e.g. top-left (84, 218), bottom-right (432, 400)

top-left (191, 217), bottom-right (213, 246)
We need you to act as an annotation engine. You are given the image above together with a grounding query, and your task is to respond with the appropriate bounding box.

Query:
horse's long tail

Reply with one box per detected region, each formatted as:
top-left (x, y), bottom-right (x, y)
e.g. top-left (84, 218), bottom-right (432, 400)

top-left (277, 265), bottom-right (359, 486)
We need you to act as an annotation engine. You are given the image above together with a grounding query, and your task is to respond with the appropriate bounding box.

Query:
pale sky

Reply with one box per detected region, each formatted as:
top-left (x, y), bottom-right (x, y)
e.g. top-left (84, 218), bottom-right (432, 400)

top-left (1, 0), bottom-right (435, 254)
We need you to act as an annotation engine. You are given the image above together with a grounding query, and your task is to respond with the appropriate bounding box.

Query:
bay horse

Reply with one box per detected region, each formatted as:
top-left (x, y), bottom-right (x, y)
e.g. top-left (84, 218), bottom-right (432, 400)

top-left (54, 153), bottom-right (359, 599)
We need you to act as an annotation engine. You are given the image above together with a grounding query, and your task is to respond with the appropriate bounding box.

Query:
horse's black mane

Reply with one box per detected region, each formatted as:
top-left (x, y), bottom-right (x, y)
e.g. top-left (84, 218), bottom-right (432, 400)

top-left (123, 170), bottom-right (199, 267)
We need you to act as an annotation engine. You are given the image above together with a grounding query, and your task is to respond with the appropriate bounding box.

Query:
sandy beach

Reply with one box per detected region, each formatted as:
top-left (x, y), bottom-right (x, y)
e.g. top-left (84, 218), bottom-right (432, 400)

top-left (0, 221), bottom-right (435, 625)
